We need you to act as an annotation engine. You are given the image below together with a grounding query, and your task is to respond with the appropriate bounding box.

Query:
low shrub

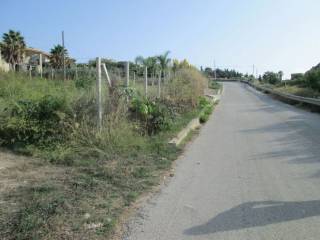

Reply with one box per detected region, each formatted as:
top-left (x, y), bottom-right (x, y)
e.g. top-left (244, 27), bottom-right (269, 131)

top-left (130, 95), bottom-right (172, 135)
top-left (0, 95), bottom-right (70, 148)
top-left (166, 68), bottom-right (207, 107)
top-left (209, 81), bottom-right (222, 90)
top-left (198, 97), bottom-right (214, 124)
top-left (199, 112), bottom-right (209, 123)
top-left (198, 96), bottom-right (210, 109)
top-left (305, 68), bottom-right (320, 91)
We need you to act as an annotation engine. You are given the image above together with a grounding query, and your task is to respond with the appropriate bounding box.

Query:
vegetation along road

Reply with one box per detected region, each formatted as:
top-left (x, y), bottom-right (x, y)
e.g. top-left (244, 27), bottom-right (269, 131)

top-left (123, 82), bottom-right (320, 240)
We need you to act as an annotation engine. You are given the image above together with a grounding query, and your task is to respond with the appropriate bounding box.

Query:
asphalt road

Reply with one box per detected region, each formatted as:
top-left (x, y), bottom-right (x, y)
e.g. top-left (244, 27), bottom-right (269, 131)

top-left (123, 82), bottom-right (320, 240)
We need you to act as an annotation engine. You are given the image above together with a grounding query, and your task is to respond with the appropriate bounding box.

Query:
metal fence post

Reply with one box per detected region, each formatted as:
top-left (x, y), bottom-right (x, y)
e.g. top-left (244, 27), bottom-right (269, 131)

top-left (144, 66), bottom-right (148, 97)
top-left (96, 57), bottom-right (102, 129)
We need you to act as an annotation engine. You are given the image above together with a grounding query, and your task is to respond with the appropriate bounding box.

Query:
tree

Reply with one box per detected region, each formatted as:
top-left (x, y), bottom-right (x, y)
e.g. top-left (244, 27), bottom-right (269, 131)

top-left (0, 30), bottom-right (26, 71)
top-left (171, 59), bottom-right (192, 73)
top-left (262, 71), bottom-right (281, 84)
top-left (204, 67), bottom-right (213, 77)
top-left (305, 68), bottom-right (320, 91)
top-left (49, 44), bottom-right (68, 69)
top-left (179, 59), bottom-right (191, 69)
top-left (135, 55), bottom-right (159, 76)
top-left (157, 51), bottom-right (171, 72)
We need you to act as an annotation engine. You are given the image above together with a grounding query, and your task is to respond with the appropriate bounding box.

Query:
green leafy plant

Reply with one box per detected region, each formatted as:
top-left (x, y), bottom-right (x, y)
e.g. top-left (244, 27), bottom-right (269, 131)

top-left (0, 95), bottom-right (69, 148)
top-left (130, 95), bottom-right (172, 135)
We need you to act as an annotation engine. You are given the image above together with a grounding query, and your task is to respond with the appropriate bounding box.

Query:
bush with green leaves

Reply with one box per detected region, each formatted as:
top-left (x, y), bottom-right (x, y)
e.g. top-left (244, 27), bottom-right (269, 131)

top-left (198, 96), bottom-right (210, 109)
top-left (199, 112), bottom-right (209, 123)
top-left (305, 69), bottom-right (320, 91)
top-left (0, 95), bottom-right (70, 147)
top-left (262, 72), bottom-right (281, 85)
top-left (198, 96), bottom-right (213, 123)
top-left (130, 95), bottom-right (172, 135)
top-left (167, 68), bottom-right (207, 107)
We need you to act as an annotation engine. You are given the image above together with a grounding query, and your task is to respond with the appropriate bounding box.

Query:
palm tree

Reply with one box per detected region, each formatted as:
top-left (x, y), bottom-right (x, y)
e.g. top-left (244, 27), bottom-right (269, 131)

top-left (0, 30), bottom-right (26, 71)
top-left (135, 55), bottom-right (159, 75)
top-left (134, 55), bottom-right (145, 66)
top-left (49, 44), bottom-right (68, 69)
top-left (157, 51), bottom-right (171, 72)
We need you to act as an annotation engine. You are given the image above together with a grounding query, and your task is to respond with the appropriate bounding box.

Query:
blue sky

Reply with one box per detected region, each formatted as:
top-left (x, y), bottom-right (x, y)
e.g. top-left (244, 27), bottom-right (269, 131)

top-left (1, 0), bottom-right (320, 78)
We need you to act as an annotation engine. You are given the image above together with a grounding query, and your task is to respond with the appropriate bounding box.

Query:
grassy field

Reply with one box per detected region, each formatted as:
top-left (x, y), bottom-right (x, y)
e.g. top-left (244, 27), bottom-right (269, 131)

top-left (0, 68), bottom-right (214, 239)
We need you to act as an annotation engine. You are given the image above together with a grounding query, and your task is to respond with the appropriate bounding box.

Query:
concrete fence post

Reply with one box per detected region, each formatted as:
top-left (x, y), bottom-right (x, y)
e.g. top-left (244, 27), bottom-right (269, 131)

top-left (102, 63), bottom-right (112, 87)
top-left (96, 57), bottom-right (102, 129)
top-left (144, 66), bottom-right (148, 97)
top-left (133, 71), bottom-right (136, 86)
top-left (158, 70), bottom-right (161, 98)
top-left (75, 65), bottom-right (78, 80)
top-left (29, 66), bottom-right (32, 80)
top-left (126, 61), bottom-right (130, 87)
top-left (39, 53), bottom-right (43, 78)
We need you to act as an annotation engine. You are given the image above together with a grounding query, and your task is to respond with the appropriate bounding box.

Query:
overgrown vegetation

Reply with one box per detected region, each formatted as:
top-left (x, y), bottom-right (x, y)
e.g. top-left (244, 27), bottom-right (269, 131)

top-left (0, 64), bottom-right (212, 239)
top-left (255, 64), bottom-right (320, 98)
top-left (208, 80), bottom-right (222, 92)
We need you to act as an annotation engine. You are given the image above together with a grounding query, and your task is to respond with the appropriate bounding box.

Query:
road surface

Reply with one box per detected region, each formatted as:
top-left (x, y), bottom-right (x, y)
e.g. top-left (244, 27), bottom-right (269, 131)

top-left (123, 82), bottom-right (320, 240)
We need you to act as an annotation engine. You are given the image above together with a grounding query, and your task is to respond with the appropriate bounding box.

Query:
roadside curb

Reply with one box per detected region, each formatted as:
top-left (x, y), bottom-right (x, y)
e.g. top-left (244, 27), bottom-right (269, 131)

top-left (169, 87), bottom-right (222, 146)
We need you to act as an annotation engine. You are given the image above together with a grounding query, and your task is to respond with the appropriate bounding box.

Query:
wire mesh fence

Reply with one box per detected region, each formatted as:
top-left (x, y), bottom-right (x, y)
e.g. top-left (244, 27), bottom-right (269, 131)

top-left (17, 60), bottom-right (176, 101)
top-left (7, 58), bottom-right (208, 130)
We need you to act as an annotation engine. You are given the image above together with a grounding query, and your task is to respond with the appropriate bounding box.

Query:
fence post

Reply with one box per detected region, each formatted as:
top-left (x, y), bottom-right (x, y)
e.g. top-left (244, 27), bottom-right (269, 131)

top-left (144, 66), bottom-right (148, 97)
top-left (126, 61), bottom-right (130, 87)
top-left (51, 68), bottom-right (54, 79)
top-left (133, 71), bottom-right (136, 86)
top-left (158, 70), bottom-right (161, 98)
top-left (96, 57), bottom-right (102, 129)
top-left (102, 63), bottom-right (112, 87)
top-left (39, 54), bottom-right (43, 78)
top-left (29, 66), bottom-right (32, 80)
top-left (75, 65), bottom-right (78, 80)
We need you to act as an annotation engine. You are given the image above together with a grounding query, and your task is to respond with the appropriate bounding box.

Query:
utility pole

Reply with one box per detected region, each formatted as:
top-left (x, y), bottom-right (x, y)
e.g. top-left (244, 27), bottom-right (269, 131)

top-left (62, 31), bottom-right (66, 81)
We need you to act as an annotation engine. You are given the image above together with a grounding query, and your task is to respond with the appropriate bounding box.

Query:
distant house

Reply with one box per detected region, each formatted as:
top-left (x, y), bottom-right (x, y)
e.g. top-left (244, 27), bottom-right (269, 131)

top-left (0, 48), bottom-right (10, 72)
top-left (21, 47), bottom-right (51, 74)
top-left (0, 47), bottom-right (50, 74)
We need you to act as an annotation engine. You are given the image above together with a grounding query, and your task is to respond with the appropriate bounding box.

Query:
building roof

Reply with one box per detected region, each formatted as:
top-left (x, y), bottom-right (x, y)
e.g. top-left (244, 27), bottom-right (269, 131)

top-left (25, 47), bottom-right (50, 57)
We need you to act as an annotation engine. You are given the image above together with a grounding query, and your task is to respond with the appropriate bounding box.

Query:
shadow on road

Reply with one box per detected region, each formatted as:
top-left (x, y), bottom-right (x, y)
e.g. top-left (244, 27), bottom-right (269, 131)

top-left (184, 200), bottom-right (320, 236)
